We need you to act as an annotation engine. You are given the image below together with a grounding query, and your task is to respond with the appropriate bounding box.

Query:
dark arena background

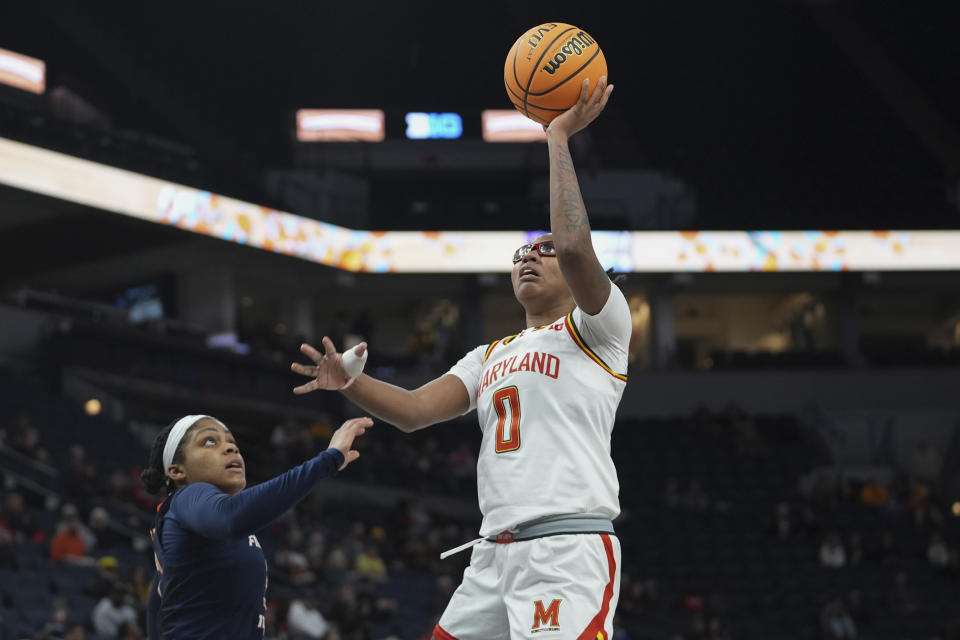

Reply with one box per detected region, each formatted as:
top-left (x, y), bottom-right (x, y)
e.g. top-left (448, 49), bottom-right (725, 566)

top-left (1, 1), bottom-right (960, 639)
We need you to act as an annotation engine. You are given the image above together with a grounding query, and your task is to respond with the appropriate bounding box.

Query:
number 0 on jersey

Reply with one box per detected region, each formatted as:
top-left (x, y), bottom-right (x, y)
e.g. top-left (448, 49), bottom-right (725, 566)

top-left (493, 386), bottom-right (521, 453)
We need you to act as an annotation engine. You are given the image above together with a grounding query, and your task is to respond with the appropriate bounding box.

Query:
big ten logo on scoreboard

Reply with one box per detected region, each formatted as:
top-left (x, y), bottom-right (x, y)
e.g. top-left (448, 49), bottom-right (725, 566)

top-left (404, 112), bottom-right (463, 139)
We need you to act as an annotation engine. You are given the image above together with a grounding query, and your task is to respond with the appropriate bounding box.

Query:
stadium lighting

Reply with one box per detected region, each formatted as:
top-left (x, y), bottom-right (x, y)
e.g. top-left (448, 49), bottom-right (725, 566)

top-left (0, 47), bottom-right (45, 94)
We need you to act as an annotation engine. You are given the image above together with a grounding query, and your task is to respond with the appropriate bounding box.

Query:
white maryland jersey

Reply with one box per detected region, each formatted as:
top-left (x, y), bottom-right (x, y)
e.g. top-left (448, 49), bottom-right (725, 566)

top-left (447, 285), bottom-right (631, 537)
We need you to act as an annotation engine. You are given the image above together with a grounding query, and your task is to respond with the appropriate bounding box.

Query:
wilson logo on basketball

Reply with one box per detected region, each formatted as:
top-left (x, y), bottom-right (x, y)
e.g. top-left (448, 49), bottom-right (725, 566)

top-left (532, 599), bottom-right (561, 632)
top-left (541, 32), bottom-right (596, 75)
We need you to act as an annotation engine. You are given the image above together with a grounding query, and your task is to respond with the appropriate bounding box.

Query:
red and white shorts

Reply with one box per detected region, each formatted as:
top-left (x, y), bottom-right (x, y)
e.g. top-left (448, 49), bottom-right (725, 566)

top-left (434, 533), bottom-right (620, 640)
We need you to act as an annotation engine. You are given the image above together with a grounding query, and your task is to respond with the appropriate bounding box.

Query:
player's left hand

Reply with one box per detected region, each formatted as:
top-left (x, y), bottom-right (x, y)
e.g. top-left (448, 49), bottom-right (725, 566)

top-left (291, 338), bottom-right (366, 393)
top-left (544, 76), bottom-right (613, 139)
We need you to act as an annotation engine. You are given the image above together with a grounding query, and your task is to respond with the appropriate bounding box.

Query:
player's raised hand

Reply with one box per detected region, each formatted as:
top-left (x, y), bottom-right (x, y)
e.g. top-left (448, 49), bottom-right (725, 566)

top-left (544, 75), bottom-right (613, 139)
top-left (291, 337), bottom-right (367, 394)
top-left (327, 416), bottom-right (373, 470)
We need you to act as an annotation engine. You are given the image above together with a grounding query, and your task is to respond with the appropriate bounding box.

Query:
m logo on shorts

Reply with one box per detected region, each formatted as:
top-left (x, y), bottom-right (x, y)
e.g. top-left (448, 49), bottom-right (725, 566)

top-left (532, 599), bottom-right (561, 632)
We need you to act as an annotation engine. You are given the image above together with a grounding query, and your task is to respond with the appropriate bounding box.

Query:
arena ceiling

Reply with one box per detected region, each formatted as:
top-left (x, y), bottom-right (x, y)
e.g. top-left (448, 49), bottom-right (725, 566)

top-left (0, 1), bottom-right (958, 243)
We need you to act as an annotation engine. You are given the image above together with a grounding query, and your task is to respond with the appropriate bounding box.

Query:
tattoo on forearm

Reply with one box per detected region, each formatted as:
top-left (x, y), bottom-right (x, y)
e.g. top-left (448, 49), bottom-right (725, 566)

top-left (552, 143), bottom-right (590, 231)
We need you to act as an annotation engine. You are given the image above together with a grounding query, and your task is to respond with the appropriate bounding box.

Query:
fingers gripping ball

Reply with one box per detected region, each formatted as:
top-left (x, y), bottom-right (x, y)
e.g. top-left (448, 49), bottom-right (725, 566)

top-left (339, 344), bottom-right (368, 390)
top-left (504, 23), bottom-right (607, 125)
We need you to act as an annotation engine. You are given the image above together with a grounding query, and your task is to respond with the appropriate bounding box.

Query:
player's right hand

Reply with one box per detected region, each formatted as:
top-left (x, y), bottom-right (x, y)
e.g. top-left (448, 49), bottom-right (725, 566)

top-left (291, 337), bottom-right (367, 394)
top-left (327, 416), bottom-right (373, 470)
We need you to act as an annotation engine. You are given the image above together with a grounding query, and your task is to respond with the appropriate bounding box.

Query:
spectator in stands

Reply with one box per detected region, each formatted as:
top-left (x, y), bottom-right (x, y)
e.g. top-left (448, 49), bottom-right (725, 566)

top-left (618, 574), bottom-right (659, 620)
top-left (270, 419), bottom-right (298, 471)
top-left (91, 588), bottom-right (138, 638)
top-left (10, 413), bottom-right (48, 463)
top-left (88, 506), bottom-right (126, 551)
top-left (87, 555), bottom-right (122, 600)
top-left (707, 616), bottom-right (731, 640)
top-left (904, 481), bottom-right (943, 530)
top-left (127, 462), bottom-right (161, 512)
top-left (355, 578), bottom-right (397, 624)
top-left (105, 469), bottom-right (132, 502)
top-left (680, 576), bottom-right (706, 615)
top-left (326, 581), bottom-right (364, 638)
top-left (129, 564), bottom-right (152, 608)
top-left (354, 544), bottom-right (388, 583)
top-left (819, 532), bottom-right (847, 568)
top-left (324, 544), bottom-right (351, 586)
top-left (65, 625), bottom-right (87, 640)
top-left (401, 531), bottom-right (429, 571)
top-left (927, 531), bottom-right (951, 570)
top-left (820, 597), bottom-right (857, 639)
top-left (62, 444), bottom-right (98, 513)
top-left (276, 528), bottom-right (317, 586)
top-left (342, 521), bottom-right (368, 560)
top-left (1, 490), bottom-right (44, 543)
top-left (859, 478), bottom-right (891, 509)
top-left (305, 530), bottom-right (327, 573)
top-left (55, 503), bottom-right (96, 550)
top-left (430, 574), bottom-right (457, 621)
top-left (287, 590), bottom-right (330, 639)
top-left (34, 596), bottom-right (71, 640)
top-left (50, 503), bottom-right (95, 566)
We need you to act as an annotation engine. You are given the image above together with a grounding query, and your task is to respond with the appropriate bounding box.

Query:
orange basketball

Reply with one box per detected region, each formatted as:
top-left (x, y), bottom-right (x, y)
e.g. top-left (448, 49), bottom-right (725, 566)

top-left (504, 23), bottom-right (607, 125)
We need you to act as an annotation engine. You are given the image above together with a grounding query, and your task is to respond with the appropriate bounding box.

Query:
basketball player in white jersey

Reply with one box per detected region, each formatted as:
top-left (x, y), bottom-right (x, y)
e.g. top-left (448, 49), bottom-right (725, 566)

top-left (292, 76), bottom-right (627, 640)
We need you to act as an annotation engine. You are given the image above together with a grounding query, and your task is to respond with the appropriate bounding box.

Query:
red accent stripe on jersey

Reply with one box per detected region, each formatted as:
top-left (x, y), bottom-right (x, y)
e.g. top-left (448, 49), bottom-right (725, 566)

top-left (575, 534), bottom-right (618, 640)
top-left (564, 314), bottom-right (628, 382)
top-left (433, 624), bottom-right (460, 640)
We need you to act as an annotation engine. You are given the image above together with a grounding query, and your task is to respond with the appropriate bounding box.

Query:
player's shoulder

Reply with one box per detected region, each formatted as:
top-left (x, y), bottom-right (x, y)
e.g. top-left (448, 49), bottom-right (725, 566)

top-left (170, 482), bottom-right (221, 509)
top-left (573, 283), bottom-right (631, 325)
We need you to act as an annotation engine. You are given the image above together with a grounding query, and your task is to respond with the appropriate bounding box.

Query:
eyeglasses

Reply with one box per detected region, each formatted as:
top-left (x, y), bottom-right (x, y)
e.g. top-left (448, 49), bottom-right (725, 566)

top-left (512, 241), bottom-right (557, 264)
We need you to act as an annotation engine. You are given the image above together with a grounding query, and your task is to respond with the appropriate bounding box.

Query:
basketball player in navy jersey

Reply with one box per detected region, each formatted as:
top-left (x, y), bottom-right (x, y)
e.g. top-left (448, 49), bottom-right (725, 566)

top-left (140, 414), bottom-right (371, 639)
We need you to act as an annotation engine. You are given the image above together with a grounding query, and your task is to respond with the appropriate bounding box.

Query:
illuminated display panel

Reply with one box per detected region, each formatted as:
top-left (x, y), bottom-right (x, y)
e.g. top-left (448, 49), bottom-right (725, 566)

top-left (0, 47), bottom-right (45, 94)
top-left (296, 109), bottom-right (385, 142)
top-left (2, 137), bottom-right (958, 273)
top-left (482, 109), bottom-right (547, 142)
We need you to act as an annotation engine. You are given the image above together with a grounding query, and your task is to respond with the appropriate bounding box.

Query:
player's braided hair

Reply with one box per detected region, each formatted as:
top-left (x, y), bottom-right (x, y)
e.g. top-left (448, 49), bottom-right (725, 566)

top-left (140, 419), bottom-right (192, 496)
top-left (606, 267), bottom-right (627, 287)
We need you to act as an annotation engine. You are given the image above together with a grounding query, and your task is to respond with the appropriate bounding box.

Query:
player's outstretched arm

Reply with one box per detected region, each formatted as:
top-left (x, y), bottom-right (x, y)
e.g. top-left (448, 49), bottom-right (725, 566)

top-left (291, 338), bottom-right (470, 433)
top-left (544, 76), bottom-right (615, 315)
top-left (175, 417), bottom-right (370, 538)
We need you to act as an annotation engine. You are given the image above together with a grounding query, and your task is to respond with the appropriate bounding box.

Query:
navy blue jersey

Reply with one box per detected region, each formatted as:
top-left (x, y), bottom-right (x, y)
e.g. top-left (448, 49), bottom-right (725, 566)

top-left (147, 449), bottom-right (344, 640)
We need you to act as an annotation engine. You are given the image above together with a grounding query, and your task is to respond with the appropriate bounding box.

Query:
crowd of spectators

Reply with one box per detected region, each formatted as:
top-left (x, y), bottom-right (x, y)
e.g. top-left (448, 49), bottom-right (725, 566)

top-left (2, 378), bottom-right (960, 639)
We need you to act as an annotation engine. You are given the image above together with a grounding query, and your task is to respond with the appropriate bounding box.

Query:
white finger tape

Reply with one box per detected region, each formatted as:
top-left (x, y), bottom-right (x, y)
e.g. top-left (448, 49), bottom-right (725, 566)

top-left (338, 345), bottom-right (368, 390)
top-left (341, 345), bottom-right (367, 378)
